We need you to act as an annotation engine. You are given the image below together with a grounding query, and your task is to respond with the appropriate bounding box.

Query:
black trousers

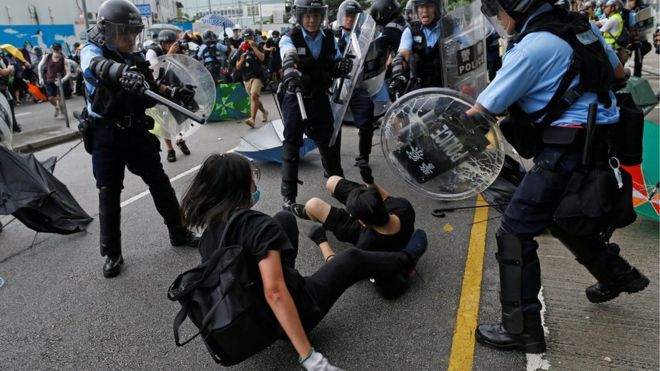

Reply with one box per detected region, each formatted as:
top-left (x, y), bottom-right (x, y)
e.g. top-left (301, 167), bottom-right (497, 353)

top-left (272, 211), bottom-right (410, 331)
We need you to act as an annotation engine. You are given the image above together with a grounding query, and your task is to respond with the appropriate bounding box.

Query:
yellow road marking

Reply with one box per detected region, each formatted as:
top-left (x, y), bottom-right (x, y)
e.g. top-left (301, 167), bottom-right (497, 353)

top-left (448, 195), bottom-right (490, 371)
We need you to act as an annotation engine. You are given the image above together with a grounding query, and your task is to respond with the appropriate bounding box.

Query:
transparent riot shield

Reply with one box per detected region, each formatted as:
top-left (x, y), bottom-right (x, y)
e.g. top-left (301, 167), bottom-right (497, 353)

top-left (146, 54), bottom-right (216, 141)
top-left (0, 93), bottom-right (13, 149)
top-left (380, 88), bottom-right (505, 200)
top-left (330, 12), bottom-right (377, 146)
top-left (439, 0), bottom-right (489, 99)
top-left (357, 35), bottom-right (389, 97)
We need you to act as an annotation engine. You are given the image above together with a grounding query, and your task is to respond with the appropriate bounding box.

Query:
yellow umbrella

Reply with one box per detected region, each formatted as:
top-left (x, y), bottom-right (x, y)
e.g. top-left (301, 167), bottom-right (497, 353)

top-left (0, 44), bottom-right (27, 64)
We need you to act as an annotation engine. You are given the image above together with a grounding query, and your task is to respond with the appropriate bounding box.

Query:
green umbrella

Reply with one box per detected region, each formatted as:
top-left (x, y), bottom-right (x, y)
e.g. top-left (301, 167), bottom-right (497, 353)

top-left (208, 83), bottom-right (251, 122)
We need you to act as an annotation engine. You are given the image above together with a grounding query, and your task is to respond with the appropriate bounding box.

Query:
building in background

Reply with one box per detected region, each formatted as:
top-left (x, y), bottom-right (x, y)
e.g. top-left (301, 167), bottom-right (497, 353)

top-left (181, 0), bottom-right (287, 31)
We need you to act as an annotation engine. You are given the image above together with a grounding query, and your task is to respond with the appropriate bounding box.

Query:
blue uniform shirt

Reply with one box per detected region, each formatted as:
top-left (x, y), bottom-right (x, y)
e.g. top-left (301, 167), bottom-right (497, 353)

top-left (398, 22), bottom-right (441, 51)
top-left (476, 3), bottom-right (620, 126)
top-left (279, 28), bottom-right (342, 61)
top-left (196, 43), bottom-right (228, 64)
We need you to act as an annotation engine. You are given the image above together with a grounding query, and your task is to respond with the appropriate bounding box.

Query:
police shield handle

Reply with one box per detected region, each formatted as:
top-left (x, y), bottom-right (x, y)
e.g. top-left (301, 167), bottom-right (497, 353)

top-left (296, 92), bottom-right (308, 121)
top-left (143, 90), bottom-right (206, 124)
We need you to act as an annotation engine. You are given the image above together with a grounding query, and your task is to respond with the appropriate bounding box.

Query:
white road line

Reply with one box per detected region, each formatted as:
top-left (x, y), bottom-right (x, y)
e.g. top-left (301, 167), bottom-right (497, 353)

top-left (119, 165), bottom-right (201, 208)
top-left (526, 286), bottom-right (551, 371)
top-left (15, 112), bottom-right (32, 117)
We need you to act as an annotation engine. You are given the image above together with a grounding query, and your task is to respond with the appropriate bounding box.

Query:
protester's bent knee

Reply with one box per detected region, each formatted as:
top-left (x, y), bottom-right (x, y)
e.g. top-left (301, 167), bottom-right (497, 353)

top-left (305, 197), bottom-right (324, 215)
top-left (326, 175), bottom-right (343, 194)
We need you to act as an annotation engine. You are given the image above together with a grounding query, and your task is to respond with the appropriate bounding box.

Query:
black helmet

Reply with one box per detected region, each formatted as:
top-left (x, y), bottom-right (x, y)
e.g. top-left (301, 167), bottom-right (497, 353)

top-left (337, 0), bottom-right (363, 30)
top-left (293, 0), bottom-right (328, 26)
top-left (201, 29), bottom-right (217, 43)
top-left (158, 30), bottom-right (178, 43)
top-left (242, 28), bottom-right (256, 39)
top-left (89, 0), bottom-right (144, 48)
top-left (369, 0), bottom-right (402, 26)
top-left (480, 0), bottom-right (546, 25)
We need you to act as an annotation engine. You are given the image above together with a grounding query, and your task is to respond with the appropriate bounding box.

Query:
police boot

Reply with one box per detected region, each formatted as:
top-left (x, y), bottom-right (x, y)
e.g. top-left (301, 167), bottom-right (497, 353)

top-left (551, 227), bottom-right (649, 303)
top-left (281, 142), bottom-right (300, 210)
top-left (476, 230), bottom-right (546, 353)
top-left (99, 187), bottom-right (123, 278)
top-left (476, 313), bottom-right (546, 353)
top-left (148, 181), bottom-right (198, 248)
top-left (318, 142), bottom-right (344, 179)
top-left (354, 127), bottom-right (373, 166)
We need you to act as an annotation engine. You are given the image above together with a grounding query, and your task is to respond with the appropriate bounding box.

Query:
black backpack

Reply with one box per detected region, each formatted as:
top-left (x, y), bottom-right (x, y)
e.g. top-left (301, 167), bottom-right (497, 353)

top-left (167, 209), bottom-right (281, 366)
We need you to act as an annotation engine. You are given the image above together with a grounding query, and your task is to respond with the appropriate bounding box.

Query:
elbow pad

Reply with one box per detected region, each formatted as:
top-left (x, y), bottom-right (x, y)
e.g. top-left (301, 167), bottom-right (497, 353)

top-left (391, 53), bottom-right (407, 78)
top-left (282, 53), bottom-right (298, 71)
top-left (89, 57), bottom-right (129, 85)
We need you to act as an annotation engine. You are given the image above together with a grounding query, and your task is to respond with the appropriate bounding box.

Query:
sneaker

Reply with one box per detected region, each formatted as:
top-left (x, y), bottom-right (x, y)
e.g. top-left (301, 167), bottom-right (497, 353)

top-left (103, 255), bottom-right (124, 278)
top-left (11, 122), bottom-right (22, 133)
top-left (262, 109), bottom-right (269, 123)
top-left (169, 227), bottom-right (199, 247)
top-left (167, 149), bottom-right (176, 162)
top-left (290, 203), bottom-right (310, 220)
top-left (402, 229), bottom-right (428, 271)
top-left (282, 196), bottom-right (296, 211)
top-left (176, 141), bottom-right (191, 155)
top-left (244, 118), bottom-right (255, 128)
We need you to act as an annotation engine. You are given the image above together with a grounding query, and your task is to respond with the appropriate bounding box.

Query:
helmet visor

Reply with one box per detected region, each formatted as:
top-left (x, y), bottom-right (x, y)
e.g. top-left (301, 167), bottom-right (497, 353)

top-left (480, 0), bottom-right (514, 39)
top-left (295, 5), bottom-right (328, 26)
top-left (103, 21), bottom-right (144, 52)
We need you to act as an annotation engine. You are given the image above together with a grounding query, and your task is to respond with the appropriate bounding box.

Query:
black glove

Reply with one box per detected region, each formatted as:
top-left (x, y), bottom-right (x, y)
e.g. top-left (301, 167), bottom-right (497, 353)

top-left (167, 85), bottom-right (198, 111)
top-left (356, 159), bottom-right (374, 184)
top-left (335, 56), bottom-right (354, 76)
top-left (283, 68), bottom-right (303, 94)
top-left (308, 225), bottom-right (328, 245)
top-left (388, 75), bottom-right (407, 100)
top-left (119, 69), bottom-right (146, 94)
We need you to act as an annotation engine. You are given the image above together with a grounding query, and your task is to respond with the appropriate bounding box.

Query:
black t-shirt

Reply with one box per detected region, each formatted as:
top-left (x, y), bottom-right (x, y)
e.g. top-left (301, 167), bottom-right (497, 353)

top-left (356, 197), bottom-right (416, 252)
top-left (265, 37), bottom-right (281, 65)
top-left (198, 210), bottom-right (318, 316)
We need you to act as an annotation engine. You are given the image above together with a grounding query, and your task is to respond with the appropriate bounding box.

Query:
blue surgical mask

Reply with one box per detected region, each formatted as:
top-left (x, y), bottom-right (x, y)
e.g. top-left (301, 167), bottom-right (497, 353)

top-left (250, 184), bottom-right (261, 206)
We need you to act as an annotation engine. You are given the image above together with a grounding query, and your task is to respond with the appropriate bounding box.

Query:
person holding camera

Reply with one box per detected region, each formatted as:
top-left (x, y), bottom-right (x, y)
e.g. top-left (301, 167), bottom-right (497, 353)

top-left (235, 28), bottom-right (269, 128)
top-left (146, 29), bottom-right (193, 163)
top-left (180, 153), bottom-right (427, 370)
top-left (80, 0), bottom-right (199, 278)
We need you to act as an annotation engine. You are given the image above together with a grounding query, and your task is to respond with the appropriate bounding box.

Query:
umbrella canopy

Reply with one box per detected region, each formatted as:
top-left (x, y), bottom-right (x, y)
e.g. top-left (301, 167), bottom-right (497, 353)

top-left (199, 14), bottom-right (235, 29)
top-left (622, 120), bottom-right (660, 222)
top-left (148, 23), bottom-right (183, 34)
top-left (480, 154), bottom-right (526, 213)
top-left (232, 119), bottom-right (317, 163)
top-left (208, 83), bottom-right (250, 122)
top-left (0, 44), bottom-right (27, 64)
top-left (0, 147), bottom-right (93, 234)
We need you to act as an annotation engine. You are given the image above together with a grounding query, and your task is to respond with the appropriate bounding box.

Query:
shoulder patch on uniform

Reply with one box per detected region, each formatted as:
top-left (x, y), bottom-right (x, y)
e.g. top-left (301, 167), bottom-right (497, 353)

top-left (297, 47), bottom-right (307, 55)
top-left (575, 30), bottom-right (598, 45)
top-left (413, 35), bottom-right (423, 43)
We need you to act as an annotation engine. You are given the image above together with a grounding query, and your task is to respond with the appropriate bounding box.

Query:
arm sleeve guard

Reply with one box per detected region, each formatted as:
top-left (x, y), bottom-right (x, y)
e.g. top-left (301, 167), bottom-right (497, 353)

top-left (88, 56), bottom-right (129, 85)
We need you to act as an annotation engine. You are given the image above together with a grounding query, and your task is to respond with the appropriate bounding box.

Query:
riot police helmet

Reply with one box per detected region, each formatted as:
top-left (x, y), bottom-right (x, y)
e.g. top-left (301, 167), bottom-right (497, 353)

top-left (411, 0), bottom-right (443, 25)
top-left (480, 0), bottom-right (546, 38)
top-left (202, 29), bottom-right (218, 43)
top-left (158, 29), bottom-right (178, 44)
top-left (293, 0), bottom-right (328, 30)
top-left (404, 0), bottom-right (416, 23)
top-left (369, 0), bottom-right (402, 26)
top-left (337, 0), bottom-right (363, 31)
top-left (90, 0), bottom-right (144, 51)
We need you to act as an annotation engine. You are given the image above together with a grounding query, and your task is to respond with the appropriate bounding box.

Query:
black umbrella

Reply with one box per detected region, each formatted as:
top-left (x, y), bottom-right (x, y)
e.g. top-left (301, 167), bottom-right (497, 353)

top-left (0, 146), bottom-right (93, 234)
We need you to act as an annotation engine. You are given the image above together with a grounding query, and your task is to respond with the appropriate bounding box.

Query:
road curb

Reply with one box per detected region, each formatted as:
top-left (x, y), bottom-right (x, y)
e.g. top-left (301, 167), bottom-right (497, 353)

top-left (13, 130), bottom-right (81, 153)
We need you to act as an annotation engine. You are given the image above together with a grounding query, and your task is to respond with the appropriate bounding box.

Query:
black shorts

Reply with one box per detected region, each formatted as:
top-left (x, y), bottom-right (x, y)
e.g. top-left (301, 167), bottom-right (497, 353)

top-left (45, 82), bottom-right (59, 97)
top-left (323, 178), bottom-right (365, 245)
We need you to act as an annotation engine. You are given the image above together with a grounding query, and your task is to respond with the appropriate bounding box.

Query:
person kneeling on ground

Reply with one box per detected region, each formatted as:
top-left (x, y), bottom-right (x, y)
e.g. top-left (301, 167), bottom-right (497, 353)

top-left (290, 161), bottom-right (419, 298)
top-left (180, 153), bottom-right (427, 370)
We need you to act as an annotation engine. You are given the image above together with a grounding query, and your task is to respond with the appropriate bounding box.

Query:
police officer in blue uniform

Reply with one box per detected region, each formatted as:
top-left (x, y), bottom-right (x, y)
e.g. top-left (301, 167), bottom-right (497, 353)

top-left (278, 0), bottom-right (353, 210)
top-left (388, 0), bottom-right (445, 97)
top-left (197, 30), bottom-right (229, 83)
top-left (468, 0), bottom-right (649, 352)
top-left (80, 0), bottom-right (199, 278)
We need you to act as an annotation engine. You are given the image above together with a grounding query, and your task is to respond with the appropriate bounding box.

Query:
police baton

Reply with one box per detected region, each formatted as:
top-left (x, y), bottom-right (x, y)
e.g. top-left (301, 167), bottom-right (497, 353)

top-left (582, 102), bottom-right (598, 166)
top-left (143, 89), bottom-right (206, 124)
top-left (296, 91), bottom-right (308, 121)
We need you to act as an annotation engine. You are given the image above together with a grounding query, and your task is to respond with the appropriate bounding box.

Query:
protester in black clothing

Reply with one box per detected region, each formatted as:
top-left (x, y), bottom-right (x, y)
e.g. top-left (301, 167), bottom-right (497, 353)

top-left (180, 153), bottom-right (427, 370)
top-left (227, 24), bottom-right (244, 50)
top-left (264, 30), bottom-right (282, 86)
